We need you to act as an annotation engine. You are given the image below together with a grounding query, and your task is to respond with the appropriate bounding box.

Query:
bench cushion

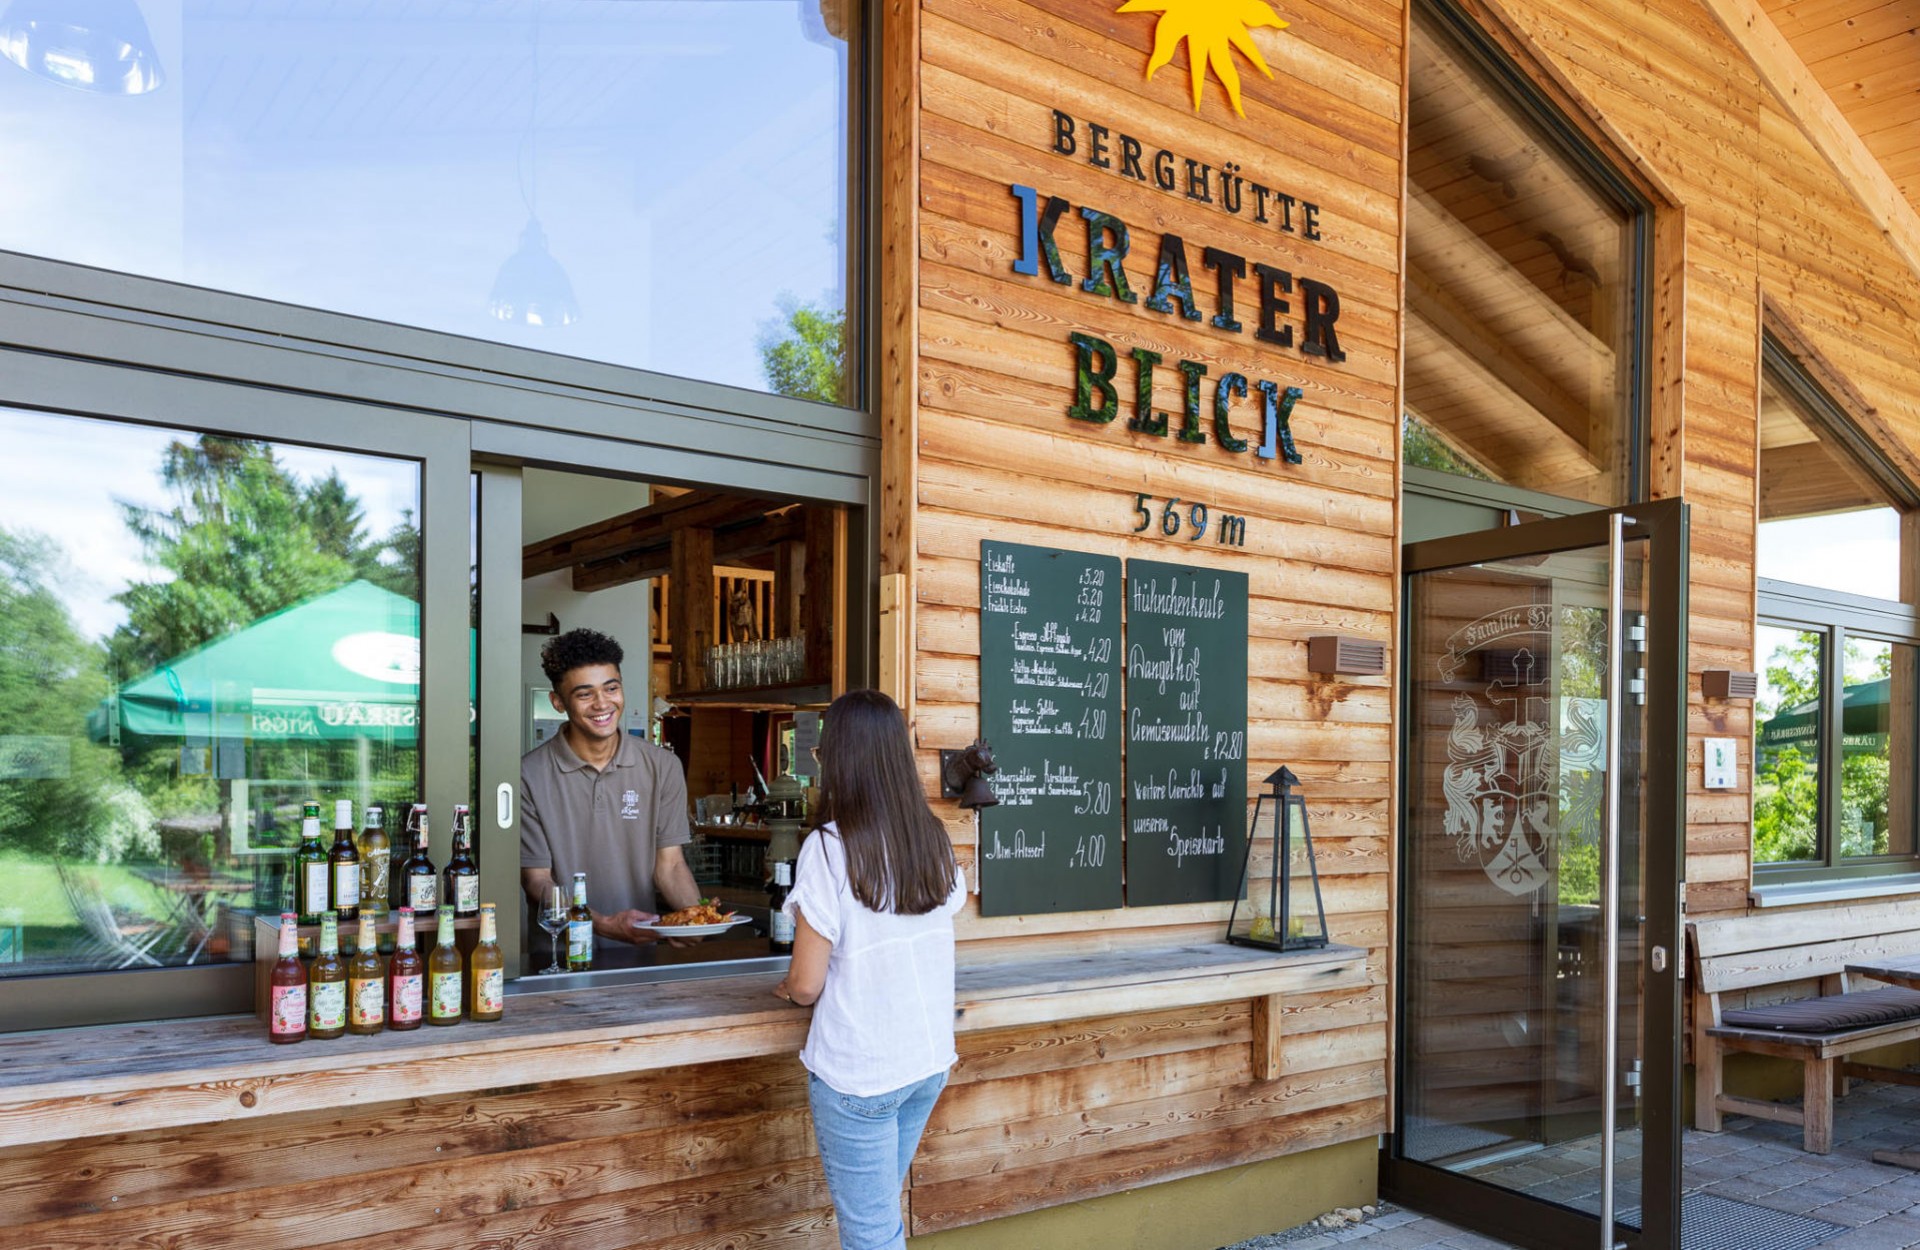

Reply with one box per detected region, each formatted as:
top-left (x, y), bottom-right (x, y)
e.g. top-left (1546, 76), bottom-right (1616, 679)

top-left (1720, 987), bottom-right (1920, 1033)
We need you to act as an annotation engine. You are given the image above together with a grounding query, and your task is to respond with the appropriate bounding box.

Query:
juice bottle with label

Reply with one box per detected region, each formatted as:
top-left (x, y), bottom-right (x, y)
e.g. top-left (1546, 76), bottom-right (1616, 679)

top-left (427, 905), bottom-right (463, 1026)
top-left (347, 913), bottom-right (385, 1035)
top-left (268, 912), bottom-right (306, 1044)
top-left (307, 913), bottom-right (348, 1040)
top-left (470, 903), bottom-right (504, 1022)
top-left (387, 907), bottom-right (424, 1031)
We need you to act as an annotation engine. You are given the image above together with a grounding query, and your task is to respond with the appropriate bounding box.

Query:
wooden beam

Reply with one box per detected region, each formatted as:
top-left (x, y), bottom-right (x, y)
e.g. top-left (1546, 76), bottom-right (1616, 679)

top-left (803, 507), bottom-right (847, 691)
top-left (1700, 0), bottom-right (1920, 287)
top-left (524, 490), bottom-right (776, 578)
top-left (1251, 993), bottom-right (1285, 1082)
top-left (669, 527), bottom-right (715, 694)
top-left (572, 511), bottom-right (805, 593)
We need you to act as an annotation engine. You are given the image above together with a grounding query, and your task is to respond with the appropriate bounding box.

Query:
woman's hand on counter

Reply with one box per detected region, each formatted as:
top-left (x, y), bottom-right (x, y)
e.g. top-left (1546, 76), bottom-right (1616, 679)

top-left (772, 976), bottom-right (810, 1006)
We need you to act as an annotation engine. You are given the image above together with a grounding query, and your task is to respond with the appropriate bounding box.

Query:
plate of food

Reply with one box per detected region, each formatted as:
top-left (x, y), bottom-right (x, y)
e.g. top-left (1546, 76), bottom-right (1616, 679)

top-left (635, 899), bottom-right (753, 938)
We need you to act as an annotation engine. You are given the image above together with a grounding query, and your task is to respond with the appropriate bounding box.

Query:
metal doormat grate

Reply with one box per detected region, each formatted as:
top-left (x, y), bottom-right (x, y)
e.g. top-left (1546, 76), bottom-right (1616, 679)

top-left (1619, 1193), bottom-right (1844, 1250)
top-left (1400, 1116), bottom-right (1514, 1162)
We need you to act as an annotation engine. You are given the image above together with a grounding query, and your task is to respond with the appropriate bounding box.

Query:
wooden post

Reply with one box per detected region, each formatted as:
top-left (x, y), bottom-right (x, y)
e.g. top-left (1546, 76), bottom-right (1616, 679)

top-left (879, 573), bottom-right (908, 709)
top-left (802, 507), bottom-right (846, 691)
top-left (670, 527), bottom-right (715, 694)
top-left (1251, 993), bottom-right (1284, 1082)
top-left (773, 539), bottom-right (805, 640)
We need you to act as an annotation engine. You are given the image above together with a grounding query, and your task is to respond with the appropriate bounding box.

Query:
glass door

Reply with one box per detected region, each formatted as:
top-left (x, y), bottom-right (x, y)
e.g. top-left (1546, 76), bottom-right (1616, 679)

top-left (1384, 501), bottom-right (1686, 1250)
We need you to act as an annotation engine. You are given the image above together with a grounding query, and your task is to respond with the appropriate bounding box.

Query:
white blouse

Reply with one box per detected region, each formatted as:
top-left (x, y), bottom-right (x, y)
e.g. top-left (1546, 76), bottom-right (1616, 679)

top-left (783, 824), bottom-right (967, 1097)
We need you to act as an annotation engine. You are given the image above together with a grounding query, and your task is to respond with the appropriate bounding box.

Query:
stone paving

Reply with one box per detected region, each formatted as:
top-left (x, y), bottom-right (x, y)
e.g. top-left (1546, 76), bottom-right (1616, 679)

top-left (1219, 1081), bottom-right (1920, 1249)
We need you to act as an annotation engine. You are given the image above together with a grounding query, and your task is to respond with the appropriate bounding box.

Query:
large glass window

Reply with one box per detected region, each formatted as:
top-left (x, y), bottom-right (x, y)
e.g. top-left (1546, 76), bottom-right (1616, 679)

top-left (0, 406), bottom-right (421, 980)
top-left (0, 1), bottom-right (857, 404)
top-left (1403, 0), bottom-right (1646, 504)
top-left (1754, 339), bottom-right (1920, 882)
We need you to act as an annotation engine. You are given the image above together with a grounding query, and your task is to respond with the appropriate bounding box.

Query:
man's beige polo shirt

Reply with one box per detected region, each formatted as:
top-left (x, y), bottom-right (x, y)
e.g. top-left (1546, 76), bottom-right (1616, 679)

top-left (520, 729), bottom-right (692, 921)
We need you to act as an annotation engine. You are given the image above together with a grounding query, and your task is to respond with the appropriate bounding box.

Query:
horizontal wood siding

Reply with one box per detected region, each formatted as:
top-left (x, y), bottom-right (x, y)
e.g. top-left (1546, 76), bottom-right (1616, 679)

top-left (913, 0), bottom-right (1405, 1228)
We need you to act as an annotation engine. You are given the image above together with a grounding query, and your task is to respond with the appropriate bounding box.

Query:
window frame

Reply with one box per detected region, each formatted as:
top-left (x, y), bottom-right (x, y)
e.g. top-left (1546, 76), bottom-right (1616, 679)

top-left (1752, 334), bottom-right (1920, 884)
top-left (1406, 0), bottom-right (1656, 507)
top-left (0, 352), bottom-right (472, 1031)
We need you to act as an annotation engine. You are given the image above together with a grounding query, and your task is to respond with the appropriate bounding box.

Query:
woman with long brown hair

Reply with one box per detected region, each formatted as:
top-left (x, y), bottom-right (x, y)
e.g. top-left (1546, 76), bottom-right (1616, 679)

top-left (773, 689), bottom-right (965, 1250)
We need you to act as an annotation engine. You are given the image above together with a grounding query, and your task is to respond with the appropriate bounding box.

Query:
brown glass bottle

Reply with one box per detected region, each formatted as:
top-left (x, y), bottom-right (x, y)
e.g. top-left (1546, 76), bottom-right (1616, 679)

top-left (469, 903), bottom-right (504, 1022)
top-left (268, 912), bottom-right (306, 1044)
top-left (400, 804), bottom-right (437, 915)
top-left (427, 905), bottom-right (463, 1026)
top-left (444, 805), bottom-right (480, 919)
top-left (307, 913), bottom-right (348, 1040)
top-left (387, 907), bottom-right (425, 1031)
top-left (347, 913), bottom-right (384, 1035)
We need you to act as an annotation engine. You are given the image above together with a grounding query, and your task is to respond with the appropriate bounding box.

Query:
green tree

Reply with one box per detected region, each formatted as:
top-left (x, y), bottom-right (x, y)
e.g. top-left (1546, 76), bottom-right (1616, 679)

top-left (758, 297), bottom-right (847, 404)
top-left (1403, 412), bottom-right (1491, 480)
top-left (108, 438), bottom-right (358, 678)
top-left (0, 530), bottom-right (152, 862)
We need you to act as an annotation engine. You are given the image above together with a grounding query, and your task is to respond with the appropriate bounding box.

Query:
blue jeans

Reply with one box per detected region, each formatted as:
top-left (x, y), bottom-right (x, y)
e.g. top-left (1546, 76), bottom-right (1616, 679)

top-left (807, 1070), bottom-right (948, 1250)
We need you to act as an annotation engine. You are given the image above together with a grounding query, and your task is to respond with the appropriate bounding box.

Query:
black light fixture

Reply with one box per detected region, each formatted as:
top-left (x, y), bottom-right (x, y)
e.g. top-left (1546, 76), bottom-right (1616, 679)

top-left (488, 13), bottom-right (579, 329)
top-left (488, 219), bottom-right (580, 328)
top-left (939, 740), bottom-right (1000, 810)
top-left (0, 0), bottom-right (163, 96)
top-left (1227, 766), bottom-right (1328, 951)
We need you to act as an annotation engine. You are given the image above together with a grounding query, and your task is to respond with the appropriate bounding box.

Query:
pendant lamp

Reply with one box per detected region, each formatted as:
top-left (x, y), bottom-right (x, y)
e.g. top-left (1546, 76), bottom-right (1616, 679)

top-left (0, 0), bottom-right (163, 96)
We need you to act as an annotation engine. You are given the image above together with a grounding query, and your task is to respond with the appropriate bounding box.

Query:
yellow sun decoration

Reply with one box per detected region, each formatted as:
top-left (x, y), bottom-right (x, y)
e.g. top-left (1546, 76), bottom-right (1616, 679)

top-left (1116, 0), bottom-right (1289, 117)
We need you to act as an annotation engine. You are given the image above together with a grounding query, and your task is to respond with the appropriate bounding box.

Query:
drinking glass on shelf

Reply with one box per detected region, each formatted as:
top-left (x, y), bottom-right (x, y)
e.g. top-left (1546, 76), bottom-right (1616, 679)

top-left (537, 884), bottom-right (567, 974)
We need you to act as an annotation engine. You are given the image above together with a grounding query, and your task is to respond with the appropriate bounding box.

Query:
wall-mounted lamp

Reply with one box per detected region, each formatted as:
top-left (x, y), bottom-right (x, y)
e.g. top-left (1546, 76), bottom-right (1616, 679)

top-left (1702, 670), bottom-right (1759, 700)
top-left (939, 740), bottom-right (999, 810)
top-left (0, 0), bottom-right (163, 96)
top-left (1307, 635), bottom-right (1387, 677)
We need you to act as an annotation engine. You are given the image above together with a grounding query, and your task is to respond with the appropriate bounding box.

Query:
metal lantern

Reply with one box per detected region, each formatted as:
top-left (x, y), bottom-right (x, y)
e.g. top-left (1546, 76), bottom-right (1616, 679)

top-left (1227, 766), bottom-right (1328, 951)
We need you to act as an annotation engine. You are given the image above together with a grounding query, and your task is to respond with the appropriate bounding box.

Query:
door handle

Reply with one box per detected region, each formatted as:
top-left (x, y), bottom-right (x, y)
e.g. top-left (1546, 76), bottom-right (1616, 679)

top-left (1650, 945), bottom-right (1668, 973)
top-left (496, 782), bottom-right (514, 830)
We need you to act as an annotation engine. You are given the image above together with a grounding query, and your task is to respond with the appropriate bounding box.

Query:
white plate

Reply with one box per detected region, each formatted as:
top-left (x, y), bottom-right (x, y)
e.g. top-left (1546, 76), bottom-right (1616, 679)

top-left (635, 914), bottom-right (753, 938)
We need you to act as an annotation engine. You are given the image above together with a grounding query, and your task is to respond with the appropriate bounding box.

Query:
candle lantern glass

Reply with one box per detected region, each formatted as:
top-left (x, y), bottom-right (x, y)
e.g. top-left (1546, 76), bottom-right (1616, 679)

top-left (1227, 765), bottom-right (1328, 951)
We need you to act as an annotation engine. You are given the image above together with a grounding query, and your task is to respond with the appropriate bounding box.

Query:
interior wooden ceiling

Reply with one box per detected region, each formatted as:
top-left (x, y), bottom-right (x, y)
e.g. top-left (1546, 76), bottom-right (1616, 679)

top-left (1763, 0), bottom-right (1920, 208)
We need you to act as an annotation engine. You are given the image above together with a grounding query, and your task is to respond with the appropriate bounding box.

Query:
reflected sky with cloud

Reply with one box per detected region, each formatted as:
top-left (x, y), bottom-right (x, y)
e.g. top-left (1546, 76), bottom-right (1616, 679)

top-left (0, 407), bottom-right (418, 642)
top-left (0, 1), bottom-right (851, 400)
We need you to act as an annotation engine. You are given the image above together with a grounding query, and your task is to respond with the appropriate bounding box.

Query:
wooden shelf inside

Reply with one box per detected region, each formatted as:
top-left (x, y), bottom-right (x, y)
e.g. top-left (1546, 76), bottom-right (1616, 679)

top-left (666, 682), bottom-right (829, 710)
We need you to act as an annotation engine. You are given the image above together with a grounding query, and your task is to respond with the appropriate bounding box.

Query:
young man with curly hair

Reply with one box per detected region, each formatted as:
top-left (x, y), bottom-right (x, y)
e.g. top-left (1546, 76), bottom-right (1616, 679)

top-left (519, 628), bottom-right (703, 948)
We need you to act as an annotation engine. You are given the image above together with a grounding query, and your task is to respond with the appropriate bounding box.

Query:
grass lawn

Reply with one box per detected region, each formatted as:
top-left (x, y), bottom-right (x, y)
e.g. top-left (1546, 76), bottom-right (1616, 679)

top-left (0, 853), bottom-right (175, 928)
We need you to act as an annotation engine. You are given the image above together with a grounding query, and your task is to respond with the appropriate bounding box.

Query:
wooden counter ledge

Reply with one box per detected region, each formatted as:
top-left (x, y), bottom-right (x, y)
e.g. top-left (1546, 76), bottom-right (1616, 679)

top-left (0, 941), bottom-right (1364, 1149)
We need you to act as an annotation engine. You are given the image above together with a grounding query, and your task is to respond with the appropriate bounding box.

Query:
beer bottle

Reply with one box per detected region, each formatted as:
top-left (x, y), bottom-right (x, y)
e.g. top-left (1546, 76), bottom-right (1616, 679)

top-left (329, 800), bottom-right (361, 923)
top-left (347, 913), bottom-right (385, 1035)
top-left (357, 804), bottom-right (391, 940)
top-left (768, 860), bottom-right (795, 955)
top-left (470, 903), bottom-right (504, 1022)
top-left (308, 913), bottom-right (348, 1040)
top-left (401, 804), bottom-right (437, 915)
top-left (427, 905), bottom-right (463, 1026)
top-left (567, 872), bottom-right (593, 972)
top-left (444, 805), bottom-right (480, 919)
top-left (268, 912), bottom-right (307, 1045)
top-left (388, 907), bottom-right (425, 1031)
top-left (294, 810), bottom-right (329, 925)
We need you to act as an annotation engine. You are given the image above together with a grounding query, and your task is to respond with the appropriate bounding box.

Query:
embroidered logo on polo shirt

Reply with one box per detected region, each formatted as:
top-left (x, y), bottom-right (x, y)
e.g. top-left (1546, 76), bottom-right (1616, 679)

top-left (620, 789), bottom-right (640, 819)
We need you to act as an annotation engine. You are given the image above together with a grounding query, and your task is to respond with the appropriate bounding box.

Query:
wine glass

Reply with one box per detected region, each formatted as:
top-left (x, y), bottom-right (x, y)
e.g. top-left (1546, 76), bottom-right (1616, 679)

top-left (537, 884), bottom-right (567, 974)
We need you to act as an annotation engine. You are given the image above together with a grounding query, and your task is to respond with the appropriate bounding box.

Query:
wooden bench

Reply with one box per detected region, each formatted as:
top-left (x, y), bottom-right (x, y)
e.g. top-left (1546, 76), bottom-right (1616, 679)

top-left (1690, 902), bottom-right (1920, 1154)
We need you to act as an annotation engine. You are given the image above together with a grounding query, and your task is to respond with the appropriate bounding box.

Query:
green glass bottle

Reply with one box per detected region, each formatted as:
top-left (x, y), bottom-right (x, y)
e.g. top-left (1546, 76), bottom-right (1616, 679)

top-left (294, 810), bottom-right (329, 926)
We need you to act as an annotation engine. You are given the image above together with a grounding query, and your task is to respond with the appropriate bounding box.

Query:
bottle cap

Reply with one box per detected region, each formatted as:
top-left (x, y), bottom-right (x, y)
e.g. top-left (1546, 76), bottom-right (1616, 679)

top-left (335, 799), bottom-right (353, 824)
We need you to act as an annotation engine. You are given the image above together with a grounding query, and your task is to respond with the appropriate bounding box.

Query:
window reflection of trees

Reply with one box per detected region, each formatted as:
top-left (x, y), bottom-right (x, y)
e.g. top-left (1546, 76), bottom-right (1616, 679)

top-left (0, 423), bottom-right (420, 978)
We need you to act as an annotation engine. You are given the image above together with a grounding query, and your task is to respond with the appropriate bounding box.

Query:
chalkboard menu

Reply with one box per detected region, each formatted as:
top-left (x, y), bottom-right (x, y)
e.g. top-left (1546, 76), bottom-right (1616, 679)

top-left (978, 541), bottom-right (1124, 916)
top-left (1123, 558), bottom-right (1250, 906)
